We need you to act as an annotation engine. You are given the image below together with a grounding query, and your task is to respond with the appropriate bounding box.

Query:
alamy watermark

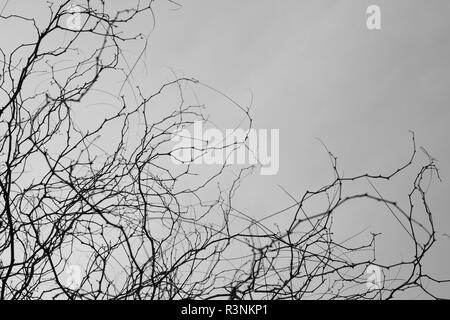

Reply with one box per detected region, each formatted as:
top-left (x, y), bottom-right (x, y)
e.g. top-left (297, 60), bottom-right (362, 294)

top-left (366, 264), bottom-right (384, 291)
top-left (66, 5), bottom-right (82, 31)
top-left (65, 264), bottom-right (82, 290)
top-left (171, 122), bottom-right (280, 176)
top-left (366, 5), bottom-right (381, 30)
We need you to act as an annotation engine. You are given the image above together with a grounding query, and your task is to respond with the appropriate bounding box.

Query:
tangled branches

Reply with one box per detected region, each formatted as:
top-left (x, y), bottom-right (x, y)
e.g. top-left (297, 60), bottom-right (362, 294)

top-left (0, 0), bottom-right (448, 300)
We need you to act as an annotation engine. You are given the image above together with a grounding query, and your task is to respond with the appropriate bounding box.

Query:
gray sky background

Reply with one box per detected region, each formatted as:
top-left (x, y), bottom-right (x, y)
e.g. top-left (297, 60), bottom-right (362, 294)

top-left (145, 0), bottom-right (450, 296)
top-left (1, 0), bottom-right (450, 298)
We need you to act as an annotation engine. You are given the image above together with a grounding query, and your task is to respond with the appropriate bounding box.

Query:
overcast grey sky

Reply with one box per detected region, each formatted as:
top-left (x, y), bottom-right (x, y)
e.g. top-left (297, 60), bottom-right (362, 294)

top-left (144, 0), bottom-right (450, 296)
top-left (1, 0), bottom-right (449, 298)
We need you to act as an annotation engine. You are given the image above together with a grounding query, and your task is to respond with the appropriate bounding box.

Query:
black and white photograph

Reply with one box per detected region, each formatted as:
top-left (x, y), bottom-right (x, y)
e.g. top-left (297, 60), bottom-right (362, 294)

top-left (0, 0), bottom-right (449, 313)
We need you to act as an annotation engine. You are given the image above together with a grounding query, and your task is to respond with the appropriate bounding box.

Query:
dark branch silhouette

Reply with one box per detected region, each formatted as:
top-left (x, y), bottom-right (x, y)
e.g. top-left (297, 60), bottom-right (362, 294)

top-left (0, 0), bottom-right (448, 300)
